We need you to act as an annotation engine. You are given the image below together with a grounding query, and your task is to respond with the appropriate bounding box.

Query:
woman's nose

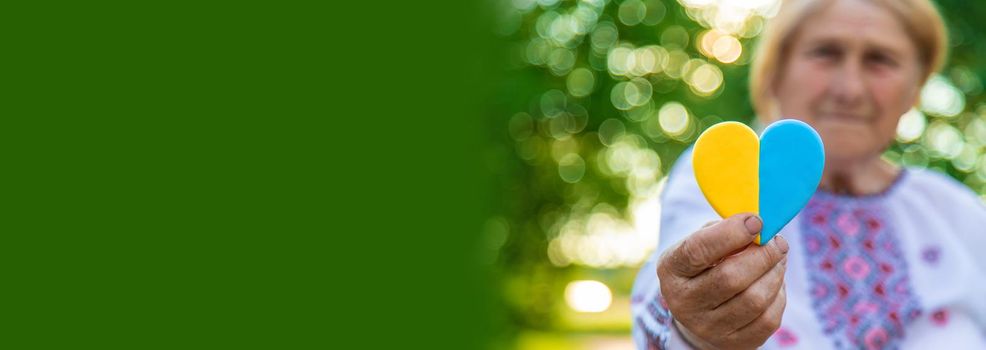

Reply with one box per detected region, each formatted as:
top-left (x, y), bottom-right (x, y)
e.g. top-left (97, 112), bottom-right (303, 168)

top-left (830, 60), bottom-right (867, 106)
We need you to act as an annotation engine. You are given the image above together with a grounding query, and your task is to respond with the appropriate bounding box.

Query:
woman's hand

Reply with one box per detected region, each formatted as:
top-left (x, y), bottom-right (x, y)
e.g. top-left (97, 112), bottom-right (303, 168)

top-left (656, 214), bottom-right (789, 350)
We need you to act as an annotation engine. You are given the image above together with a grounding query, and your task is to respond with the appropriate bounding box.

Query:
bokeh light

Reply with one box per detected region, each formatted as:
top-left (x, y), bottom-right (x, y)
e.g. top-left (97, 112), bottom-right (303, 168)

top-left (925, 121), bottom-right (964, 159)
top-left (658, 101), bottom-right (691, 137)
top-left (660, 26), bottom-right (689, 50)
top-left (567, 67), bottom-right (596, 97)
top-left (558, 153), bottom-right (587, 183)
top-left (687, 62), bottom-right (724, 96)
top-left (711, 34), bottom-right (742, 63)
top-left (896, 108), bottom-right (927, 143)
top-left (565, 280), bottom-right (613, 313)
top-left (598, 118), bottom-right (626, 146)
top-left (922, 75), bottom-right (966, 118)
top-left (618, 0), bottom-right (647, 26)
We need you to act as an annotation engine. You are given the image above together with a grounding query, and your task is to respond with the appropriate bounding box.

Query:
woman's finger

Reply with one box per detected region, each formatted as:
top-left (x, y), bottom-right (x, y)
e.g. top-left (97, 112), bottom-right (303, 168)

top-left (707, 256), bottom-right (787, 330)
top-left (729, 283), bottom-right (787, 345)
top-left (663, 214), bottom-right (762, 278)
top-left (694, 235), bottom-right (788, 305)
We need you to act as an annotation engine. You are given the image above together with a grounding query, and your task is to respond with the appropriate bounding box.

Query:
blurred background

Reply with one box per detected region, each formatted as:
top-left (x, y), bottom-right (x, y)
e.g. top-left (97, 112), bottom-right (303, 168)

top-left (482, 0), bottom-right (986, 348)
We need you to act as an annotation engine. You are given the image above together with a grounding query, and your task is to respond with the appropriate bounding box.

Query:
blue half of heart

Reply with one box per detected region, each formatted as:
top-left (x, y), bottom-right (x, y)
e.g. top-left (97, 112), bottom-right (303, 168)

top-left (758, 119), bottom-right (825, 245)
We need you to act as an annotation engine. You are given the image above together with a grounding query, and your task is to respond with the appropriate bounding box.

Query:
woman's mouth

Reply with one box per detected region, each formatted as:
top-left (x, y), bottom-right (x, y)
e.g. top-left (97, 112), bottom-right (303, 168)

top-left (818, 113), bottom-right (872, 124)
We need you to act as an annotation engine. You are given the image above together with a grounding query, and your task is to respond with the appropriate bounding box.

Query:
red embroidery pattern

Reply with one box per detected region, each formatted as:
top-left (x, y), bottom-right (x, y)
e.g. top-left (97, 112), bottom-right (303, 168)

top-left (800, 195), bottom-right (923, 350)
top-left (774, 327), bottom-right (799, 347)
top-left (932, 308), bottom-right (949, 327)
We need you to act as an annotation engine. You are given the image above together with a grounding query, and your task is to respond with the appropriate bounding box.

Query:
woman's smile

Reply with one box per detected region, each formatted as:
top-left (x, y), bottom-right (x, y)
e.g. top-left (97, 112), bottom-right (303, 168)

top-left (815, 112), bottom-right (873, 127)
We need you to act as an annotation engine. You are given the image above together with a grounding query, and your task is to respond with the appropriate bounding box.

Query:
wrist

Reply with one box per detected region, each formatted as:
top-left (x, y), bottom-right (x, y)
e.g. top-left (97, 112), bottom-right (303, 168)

top-left (673, 319), bottom-right (716, 350)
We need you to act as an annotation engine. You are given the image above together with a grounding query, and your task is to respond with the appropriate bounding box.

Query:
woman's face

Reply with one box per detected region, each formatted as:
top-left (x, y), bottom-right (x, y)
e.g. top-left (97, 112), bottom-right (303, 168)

top-left (774, 0), bottom-right (923, 165)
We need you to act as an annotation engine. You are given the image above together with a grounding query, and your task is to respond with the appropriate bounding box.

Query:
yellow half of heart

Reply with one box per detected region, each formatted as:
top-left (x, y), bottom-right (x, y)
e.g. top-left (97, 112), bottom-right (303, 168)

top-left (693, 121), bottom-right (759, 222)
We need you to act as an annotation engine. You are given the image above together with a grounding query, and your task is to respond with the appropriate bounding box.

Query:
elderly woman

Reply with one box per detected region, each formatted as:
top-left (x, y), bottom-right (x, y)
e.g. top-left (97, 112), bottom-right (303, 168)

top-left (631, 0), bottom-right (986, 349)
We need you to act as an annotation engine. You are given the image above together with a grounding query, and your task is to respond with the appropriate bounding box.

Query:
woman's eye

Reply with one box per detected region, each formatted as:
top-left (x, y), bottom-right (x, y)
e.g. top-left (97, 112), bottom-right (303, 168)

top-left (865, 53), bottom-right (898, 67)
top-left (809, 46), bottom-right (839, 59)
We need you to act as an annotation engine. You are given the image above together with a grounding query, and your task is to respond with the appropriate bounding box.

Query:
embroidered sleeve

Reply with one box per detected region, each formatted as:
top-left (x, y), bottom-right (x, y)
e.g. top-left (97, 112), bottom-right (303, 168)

top-left (630, 258), bottom-right (695, 349)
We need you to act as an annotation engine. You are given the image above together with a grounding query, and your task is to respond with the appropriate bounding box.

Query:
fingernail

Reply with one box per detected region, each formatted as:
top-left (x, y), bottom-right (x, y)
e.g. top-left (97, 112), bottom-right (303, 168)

top-left (775, 235), bottom-right (789, 254)
top-left (744, 216), bottom-right (762, 235)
